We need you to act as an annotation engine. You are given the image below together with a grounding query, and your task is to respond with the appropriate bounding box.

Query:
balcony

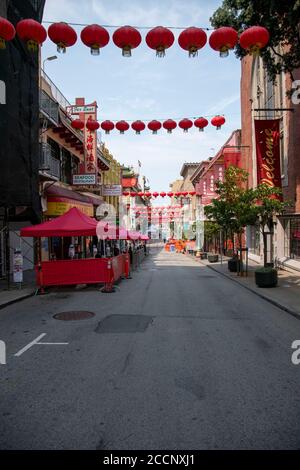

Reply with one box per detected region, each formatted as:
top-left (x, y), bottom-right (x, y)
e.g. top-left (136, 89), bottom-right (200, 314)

top-left (39, 143), bottom-right (60, 179)
top-left (40, 89), bottom-right (59, 124)
top-left (40, 69), bottom-right (71, 110)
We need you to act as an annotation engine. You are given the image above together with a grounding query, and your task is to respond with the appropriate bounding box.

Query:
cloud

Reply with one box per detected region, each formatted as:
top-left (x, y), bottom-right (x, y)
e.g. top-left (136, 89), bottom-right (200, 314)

top-left (91, 0), bottom-right (211, 28)
top-left (207, 93), bottom-right (240, 115)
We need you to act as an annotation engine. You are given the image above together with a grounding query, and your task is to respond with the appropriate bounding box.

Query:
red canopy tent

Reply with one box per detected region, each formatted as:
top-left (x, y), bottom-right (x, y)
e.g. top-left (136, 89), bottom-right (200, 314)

top-left (21, 207), bottom-right (138, 241)
top-left (20, 207), bottom-right (97, 237)
top-left (20, 207), bottom-right (133, 289)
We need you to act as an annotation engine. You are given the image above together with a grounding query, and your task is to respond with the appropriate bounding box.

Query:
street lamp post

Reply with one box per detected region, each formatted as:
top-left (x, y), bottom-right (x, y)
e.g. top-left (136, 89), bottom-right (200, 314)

top-left (42, 55), bottom-right (58, 72)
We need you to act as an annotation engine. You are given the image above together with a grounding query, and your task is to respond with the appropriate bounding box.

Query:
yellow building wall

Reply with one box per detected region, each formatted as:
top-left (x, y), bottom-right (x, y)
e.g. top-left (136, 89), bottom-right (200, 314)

top-left (101, 145), bottom-right (122, 215)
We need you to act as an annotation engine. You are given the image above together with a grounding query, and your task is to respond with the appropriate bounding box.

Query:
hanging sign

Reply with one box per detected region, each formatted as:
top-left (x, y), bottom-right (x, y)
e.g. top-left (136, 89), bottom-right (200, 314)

top-left (72, 174), bottom-right (96, 185)
top-left (102, 184), bottom-right (122, 196)
top-left (255, 119), bottom-right (281, 190)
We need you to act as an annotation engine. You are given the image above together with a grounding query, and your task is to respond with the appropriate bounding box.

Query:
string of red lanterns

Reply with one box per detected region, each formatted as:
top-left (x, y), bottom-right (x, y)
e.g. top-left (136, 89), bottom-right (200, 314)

top-left (0, 17), bottom-right (270, 58)
top-left (71, 116), bottom-right (226, 133)
top-left (122, 191), bottom-right (196, 197)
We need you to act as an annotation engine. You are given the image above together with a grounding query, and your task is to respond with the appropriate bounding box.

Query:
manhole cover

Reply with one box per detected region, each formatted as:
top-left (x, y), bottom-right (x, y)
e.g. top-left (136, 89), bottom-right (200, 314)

top-left (95, 314), bottom-right (152, 334)
top-left (53, 311), bottom-right (95, 321)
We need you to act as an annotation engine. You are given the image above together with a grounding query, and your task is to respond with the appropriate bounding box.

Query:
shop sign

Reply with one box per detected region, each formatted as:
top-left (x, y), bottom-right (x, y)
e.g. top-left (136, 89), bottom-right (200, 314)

top-left (66, 105), bottom-right (96, 115)
top-left (45, 197), bottom-right (93, 216)
top-left (72, 174), bottom-right (96, 185)
top-left (102, 184), bottom-right (122, 196)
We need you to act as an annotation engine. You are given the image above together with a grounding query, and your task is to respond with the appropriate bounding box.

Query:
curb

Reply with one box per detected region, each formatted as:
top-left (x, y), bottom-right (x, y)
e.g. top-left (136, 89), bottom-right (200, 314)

top-left (203, 262), bottom-right (300, 321)
top-left (0, 291), bottom-right (35, 310)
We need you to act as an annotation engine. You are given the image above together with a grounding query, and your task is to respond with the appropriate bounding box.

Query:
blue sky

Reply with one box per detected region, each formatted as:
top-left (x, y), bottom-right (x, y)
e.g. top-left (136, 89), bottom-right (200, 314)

top-left (41, 0), bottom-right (241, 199)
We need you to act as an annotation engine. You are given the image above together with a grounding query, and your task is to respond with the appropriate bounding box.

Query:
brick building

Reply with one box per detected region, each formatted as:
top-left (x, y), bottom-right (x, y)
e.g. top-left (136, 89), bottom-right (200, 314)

top-left (240, 54), bottom-right (300, 270)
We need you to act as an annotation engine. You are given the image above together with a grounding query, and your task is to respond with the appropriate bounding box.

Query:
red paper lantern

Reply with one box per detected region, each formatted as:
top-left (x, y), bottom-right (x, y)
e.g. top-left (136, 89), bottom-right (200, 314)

top-left (130, 192), bottom-right (136, 197)
top-left (123, 191), bottom-right (130, 196)
top-left (148, 120), bottom-right (162, 134)
top-left (145, 192), bottom-right (152, 198)
top-left (113, 25), bottom-right (141, 57)
top-left (71, 119), bottom-right (84, 130)
top-left (80, 24), bottom-right (109, 55)
top-left (101, 120), bottom-right (114, 134)
top-left (209, 27), bottom-right (238, 57)
top-left (178, 27), bottom-right (207, 57)
top-left (194, 117), bottom-right (208, 132)
top-left (175, 192), bottom-right (182, 196)
top-left (0, 17), bottom-right (15, 49)
top-left (239, 26), bottom-right (270, 55)
top-left (211, 115), bottom-right (225, 130)
top-left (179, 118), bottom-right (193, 133)
top-left (131, 120), bottom-right (146, 134)
top-left (137, 192), bottom-right (144, 197)
top-left (116, 120), bottom-right (129, 134)
top-left (86, 118), bottom-right (99, 131)
top-left (182, 191), bottom-right (188, 196)
top-left (167, 192), bottom-right (173, 197)
top-left (160, 192), bottom-right (166, 197)
top-left (189, 191), bottom-right (196, 196)
top-left (153, 192), bottom-right (159, 198)
top-left (163, 119), bottom-right (177, 134)
top-left (48, 22), bottom-right (77, 53)
top-left (16, 19), bottom-right (47, 51)
top-left (146, 26), bottom-right (174, 57)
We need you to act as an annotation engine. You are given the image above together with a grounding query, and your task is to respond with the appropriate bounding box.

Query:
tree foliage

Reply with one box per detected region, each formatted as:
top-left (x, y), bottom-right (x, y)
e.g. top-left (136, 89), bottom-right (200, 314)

top-left (205, 167), bottom-right (257, 248)
top-left (210, 0), bottom-right (300, 82)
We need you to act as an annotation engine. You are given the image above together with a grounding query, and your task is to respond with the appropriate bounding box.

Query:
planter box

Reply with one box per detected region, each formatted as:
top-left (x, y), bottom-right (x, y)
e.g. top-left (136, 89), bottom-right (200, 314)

top-left (208, 254), bottom-right (219, 263)
top-left (200, 252), bottom-right (208, 260)
top-left (255, 269), bottom-right (278, 288)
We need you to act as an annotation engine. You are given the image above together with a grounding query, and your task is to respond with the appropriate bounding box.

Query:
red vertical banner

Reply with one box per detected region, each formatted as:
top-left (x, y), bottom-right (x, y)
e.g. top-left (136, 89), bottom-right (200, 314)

top-left (254, 119), bottom-right (281, 190)
top-left (84, 114), bottom-right (97, 174)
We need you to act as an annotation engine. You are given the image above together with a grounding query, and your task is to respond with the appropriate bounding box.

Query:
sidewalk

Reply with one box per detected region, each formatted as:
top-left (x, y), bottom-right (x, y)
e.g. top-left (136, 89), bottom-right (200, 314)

top-left (0, 270), bottom-right (36, 310)
top-left (190, 254), bottom-right (300, 319)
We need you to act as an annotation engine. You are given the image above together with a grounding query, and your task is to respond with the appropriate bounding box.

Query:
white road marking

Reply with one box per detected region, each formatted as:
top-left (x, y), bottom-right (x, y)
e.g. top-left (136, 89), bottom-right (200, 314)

top-left (37, 342), bottom-right (69, 345)
top-left (14, 333), bottom-right (46, 357)
top-left (14, 334), bottom-right (69, 357)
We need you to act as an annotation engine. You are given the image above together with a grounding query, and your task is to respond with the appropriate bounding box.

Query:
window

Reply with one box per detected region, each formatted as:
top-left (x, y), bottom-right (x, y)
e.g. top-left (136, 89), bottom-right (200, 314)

top-left (248, 224), bottom-right (260, 256)
top-left (284, 218), bottom-right (300, 260)
top-left (47, 137), bottom-right (60, 161)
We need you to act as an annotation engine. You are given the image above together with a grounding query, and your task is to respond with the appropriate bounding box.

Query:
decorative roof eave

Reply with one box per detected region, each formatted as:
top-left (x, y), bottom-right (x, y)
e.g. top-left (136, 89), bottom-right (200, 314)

top-left (180, 162), bottom-right (200, 177)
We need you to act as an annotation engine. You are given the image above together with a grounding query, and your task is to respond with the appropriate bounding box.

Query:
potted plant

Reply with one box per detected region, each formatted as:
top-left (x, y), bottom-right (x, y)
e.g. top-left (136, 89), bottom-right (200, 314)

top-left (253, 185), bottom-right (288, 288)
top-left (205, 167), bottom-right (258, 271)
top-left (208, 253), bottom-right (219, 263)
top-left (255, 266), bottom-right (278, 287)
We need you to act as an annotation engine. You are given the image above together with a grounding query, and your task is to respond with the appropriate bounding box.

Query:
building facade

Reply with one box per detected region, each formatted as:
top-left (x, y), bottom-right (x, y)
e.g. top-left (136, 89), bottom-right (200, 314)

top-left (190, 130), bottom-right (242, 252)
top-left (240, 54), bottom-right (300, 270)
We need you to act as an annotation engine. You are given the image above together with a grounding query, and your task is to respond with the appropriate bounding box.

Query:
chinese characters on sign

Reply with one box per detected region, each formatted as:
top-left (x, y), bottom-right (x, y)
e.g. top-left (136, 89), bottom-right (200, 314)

top-left (67, 99), bottom-right (98, 180)
top-left (85, 124), bottom-right (97, 174)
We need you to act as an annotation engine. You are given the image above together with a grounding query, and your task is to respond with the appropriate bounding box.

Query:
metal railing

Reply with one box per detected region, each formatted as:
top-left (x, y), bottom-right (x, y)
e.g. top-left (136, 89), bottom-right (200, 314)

top-left (40, 69), bottom-right (71, 111)
top-left (39, 89), bottom-right (59, 123)
top-left (39, 143), bottom-right (60, 179)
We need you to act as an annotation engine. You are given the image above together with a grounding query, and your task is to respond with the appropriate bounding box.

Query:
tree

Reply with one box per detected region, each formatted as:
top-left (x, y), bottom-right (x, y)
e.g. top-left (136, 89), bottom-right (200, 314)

top-left (205, 167), bottom-right (257, 251)
top-left (253, 184), bottom-right (289, 266)
top-left (203, 221), bottom-right (220, 252)
top-left (210, 0), bottom-right (300, 83)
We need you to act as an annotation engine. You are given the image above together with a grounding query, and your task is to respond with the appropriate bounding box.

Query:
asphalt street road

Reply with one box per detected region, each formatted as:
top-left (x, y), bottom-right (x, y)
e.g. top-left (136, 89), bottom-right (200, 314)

top-left (0, 246), bottom-right (300, 450)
